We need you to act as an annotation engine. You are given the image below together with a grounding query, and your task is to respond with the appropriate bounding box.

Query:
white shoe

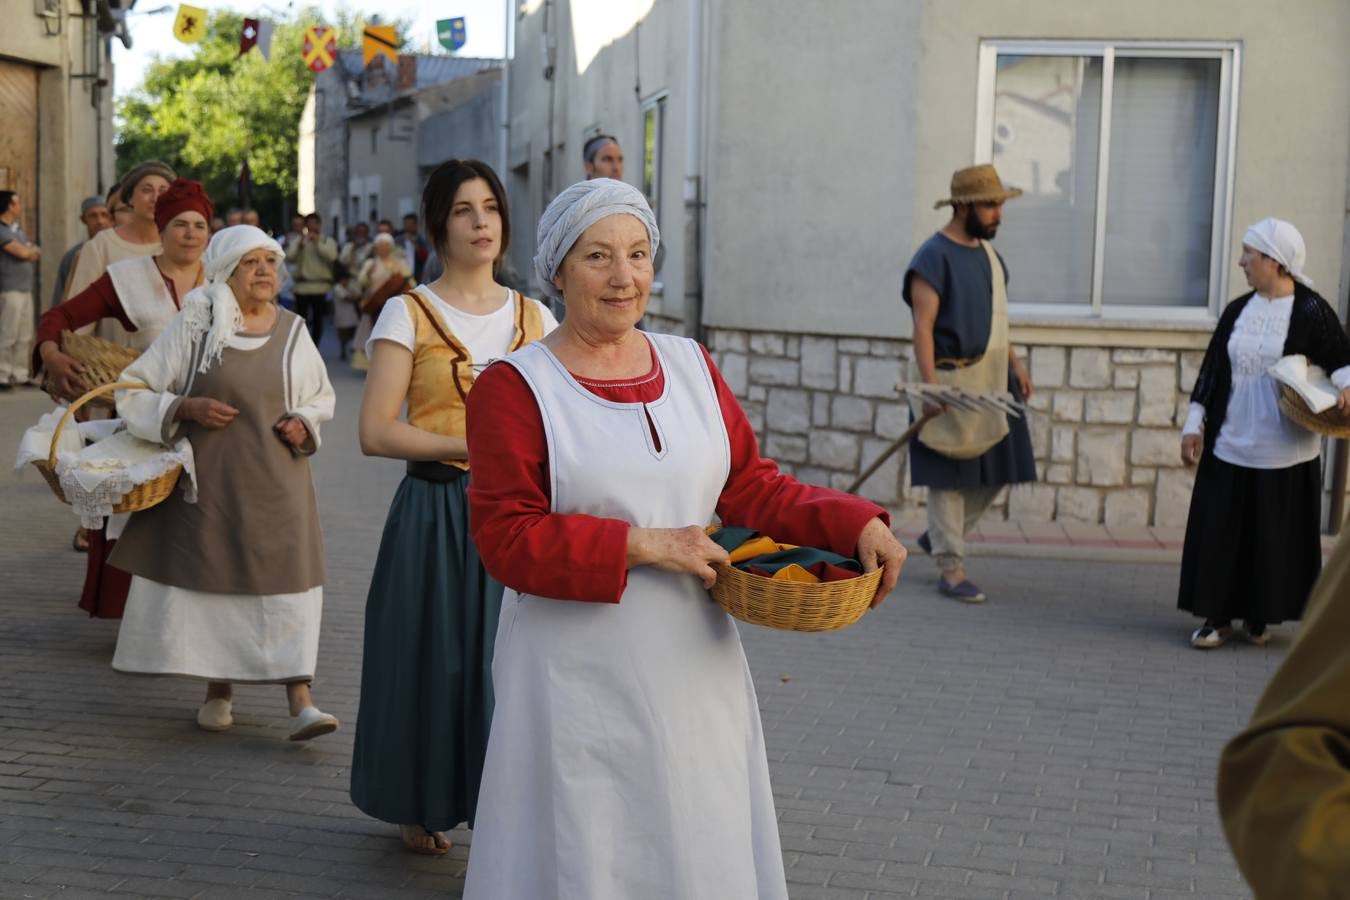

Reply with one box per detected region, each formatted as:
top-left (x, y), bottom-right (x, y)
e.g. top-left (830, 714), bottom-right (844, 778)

top-left (197, 698), bottom-right (233, 732)
top-left (289, 706), bottom-right (339, 742)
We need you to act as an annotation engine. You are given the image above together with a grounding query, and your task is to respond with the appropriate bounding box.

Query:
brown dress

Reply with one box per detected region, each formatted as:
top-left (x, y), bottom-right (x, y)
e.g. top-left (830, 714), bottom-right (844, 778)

top-left (110, 308), bottom-right (331, 682)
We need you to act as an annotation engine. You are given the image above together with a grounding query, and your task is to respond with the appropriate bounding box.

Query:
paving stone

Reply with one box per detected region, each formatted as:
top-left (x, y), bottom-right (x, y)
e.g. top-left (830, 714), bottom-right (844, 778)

top-left (0, 353), bottom-right (1277, 899)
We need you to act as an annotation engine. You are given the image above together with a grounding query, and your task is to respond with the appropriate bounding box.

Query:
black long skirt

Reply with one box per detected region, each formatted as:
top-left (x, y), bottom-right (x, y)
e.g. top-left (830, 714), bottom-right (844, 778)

top-left (1177, 453), bottom-right (1322, 625)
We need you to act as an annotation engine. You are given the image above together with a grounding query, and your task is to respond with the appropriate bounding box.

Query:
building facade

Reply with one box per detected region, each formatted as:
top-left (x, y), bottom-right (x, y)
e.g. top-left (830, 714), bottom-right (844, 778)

top-left (0, 0), bottom-right (117, 309)
top-left (298, 51), bottom-right (502, 240)
top-left (505, 0), bottom-right (1350, 529)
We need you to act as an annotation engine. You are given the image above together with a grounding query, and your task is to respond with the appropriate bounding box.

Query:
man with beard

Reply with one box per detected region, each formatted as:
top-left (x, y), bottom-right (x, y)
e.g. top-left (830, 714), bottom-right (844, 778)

top-left (902, 164), bottom-right (1036, 603)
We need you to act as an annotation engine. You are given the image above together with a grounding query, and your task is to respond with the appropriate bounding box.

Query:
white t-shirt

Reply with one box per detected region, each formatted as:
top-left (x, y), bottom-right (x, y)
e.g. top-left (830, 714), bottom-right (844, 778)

top-left (367, 283), bottom-right (558, 369)
top-left (1183, 293), bottom-right (1350, 469)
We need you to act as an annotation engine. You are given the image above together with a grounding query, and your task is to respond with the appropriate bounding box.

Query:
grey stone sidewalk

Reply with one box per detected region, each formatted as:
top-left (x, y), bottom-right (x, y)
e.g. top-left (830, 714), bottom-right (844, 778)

top-left (0, 366), bottom-right (1272, 899)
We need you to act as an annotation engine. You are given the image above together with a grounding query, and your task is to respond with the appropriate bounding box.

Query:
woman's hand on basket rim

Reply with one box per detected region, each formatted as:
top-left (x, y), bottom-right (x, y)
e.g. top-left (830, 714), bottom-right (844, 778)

top-left (175, 397), bottom-right (239, 430)
top-left (857, 517), bottom-right (906, 609)
top-left (38, 343), bottom-right (89, 402)
top-left (627, 525), bottom-right (730, 590)
top-left (1339, 386), bottom-right (1350, 415)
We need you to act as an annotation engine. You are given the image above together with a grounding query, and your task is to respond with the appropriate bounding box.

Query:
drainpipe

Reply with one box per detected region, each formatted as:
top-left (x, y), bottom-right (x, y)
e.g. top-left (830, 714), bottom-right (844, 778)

top-left (683, 0), bottom-right (704, 342)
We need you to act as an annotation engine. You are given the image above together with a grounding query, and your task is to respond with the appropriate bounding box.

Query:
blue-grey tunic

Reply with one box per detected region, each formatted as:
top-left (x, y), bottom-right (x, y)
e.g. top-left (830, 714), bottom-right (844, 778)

top-left (902, 233), bottom-right (1037, 489)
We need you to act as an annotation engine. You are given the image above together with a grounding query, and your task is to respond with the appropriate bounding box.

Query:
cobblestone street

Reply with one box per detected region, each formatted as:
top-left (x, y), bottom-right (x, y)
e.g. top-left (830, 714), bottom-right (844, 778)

top-left (0, 364), bottom-right (1277, 899)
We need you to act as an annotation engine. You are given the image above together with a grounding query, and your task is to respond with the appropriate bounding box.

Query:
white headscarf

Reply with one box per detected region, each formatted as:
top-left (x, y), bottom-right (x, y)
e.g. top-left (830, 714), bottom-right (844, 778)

top-left (181, 225), bottom-right (286, 373)
top-left (1243, 218), bottom-right (1312, 288)
top-left (533, 178), bottom-right (659, 300)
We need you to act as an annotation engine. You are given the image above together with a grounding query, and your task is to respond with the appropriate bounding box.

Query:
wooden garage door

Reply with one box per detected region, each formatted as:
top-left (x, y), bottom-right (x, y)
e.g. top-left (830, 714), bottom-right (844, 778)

top-left (0, 58), bottom-right (39, 237)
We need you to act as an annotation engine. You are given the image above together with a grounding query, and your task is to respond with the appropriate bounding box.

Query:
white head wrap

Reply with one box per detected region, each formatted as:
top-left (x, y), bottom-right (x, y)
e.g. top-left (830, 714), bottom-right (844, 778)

top-left (372, 232), bottom-right (395, 248)
top-left (181, 225), bottom-right (286, 373)
top-left (1243, 217), bottom-right (1312, 288)
top-left (533, 178), bottom-right (659, 300)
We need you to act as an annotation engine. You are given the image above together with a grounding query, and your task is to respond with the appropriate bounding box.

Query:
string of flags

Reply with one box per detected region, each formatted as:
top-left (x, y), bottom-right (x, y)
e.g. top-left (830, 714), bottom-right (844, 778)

top-left (163, 4), bottom-right (469, 70)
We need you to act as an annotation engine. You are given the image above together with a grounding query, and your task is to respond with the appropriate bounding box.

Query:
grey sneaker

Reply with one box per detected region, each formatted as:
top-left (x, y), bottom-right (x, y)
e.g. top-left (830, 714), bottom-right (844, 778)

top-left (938, 576), bottom-right (986, 603)
top-left (1190, 624), bottom-right (1234, 649)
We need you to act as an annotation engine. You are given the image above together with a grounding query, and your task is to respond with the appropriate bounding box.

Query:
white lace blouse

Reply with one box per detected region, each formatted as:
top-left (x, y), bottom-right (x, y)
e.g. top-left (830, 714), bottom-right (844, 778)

top-left (1183, 293), bottom-right (1350, 469)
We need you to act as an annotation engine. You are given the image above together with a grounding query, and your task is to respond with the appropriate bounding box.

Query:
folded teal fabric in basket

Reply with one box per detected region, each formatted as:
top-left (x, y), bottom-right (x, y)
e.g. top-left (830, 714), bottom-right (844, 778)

top-left (708, 527), bottom-right (863, 576)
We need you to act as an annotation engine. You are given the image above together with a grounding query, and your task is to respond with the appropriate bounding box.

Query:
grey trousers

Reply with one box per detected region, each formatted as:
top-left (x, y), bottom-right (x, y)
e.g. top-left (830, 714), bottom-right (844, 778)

top-left (927, 485), bottom-right (1003, 572)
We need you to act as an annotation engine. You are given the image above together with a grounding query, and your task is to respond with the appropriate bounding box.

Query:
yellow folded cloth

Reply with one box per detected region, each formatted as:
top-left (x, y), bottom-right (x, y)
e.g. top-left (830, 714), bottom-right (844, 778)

top-left (727, 535), bottom-right (800, 563)
top-left (770, 564), bottom-right (820, 584)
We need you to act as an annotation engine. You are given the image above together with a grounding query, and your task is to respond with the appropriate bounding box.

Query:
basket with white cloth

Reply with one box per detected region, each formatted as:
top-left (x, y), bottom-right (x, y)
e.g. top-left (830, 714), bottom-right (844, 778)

top-left (1269, 355), bottom-right (1350, 439)
top-left (15, 381), bottom-right (195, 527)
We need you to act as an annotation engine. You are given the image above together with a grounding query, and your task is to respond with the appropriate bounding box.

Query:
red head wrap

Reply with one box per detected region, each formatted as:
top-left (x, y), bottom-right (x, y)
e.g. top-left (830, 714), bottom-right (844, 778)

top-left (154, 178), bottom-right (215, 232)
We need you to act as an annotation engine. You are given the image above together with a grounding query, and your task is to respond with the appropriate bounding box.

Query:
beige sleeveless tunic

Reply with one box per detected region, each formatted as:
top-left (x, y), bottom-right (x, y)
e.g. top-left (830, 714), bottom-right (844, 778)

top-left (111, 309), bottom-right (325, 595)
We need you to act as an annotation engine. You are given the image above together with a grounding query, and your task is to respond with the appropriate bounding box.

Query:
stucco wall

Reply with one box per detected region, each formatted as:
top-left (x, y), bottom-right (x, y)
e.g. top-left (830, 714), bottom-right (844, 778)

top-left (911, 0), bottom-right (1350, 316)
top-left (347, 107), bottom-right (421, 223)
top-left (507, 0), bottom-right (690, 317)
top-left (418, 82), bottom-right (504, 172)
top-left (703, 0), bottom-right (922, 338)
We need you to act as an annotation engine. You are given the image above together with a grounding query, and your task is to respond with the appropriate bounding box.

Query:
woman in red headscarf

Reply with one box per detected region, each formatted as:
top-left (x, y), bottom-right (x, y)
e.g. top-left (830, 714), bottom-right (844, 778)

top-left (34, 178), bottom-right (214, 618)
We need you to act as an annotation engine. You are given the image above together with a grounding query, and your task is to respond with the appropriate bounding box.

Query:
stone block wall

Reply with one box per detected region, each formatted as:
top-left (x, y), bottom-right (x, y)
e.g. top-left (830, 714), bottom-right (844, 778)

top-left (700, 326), bottom-right (1206, 528)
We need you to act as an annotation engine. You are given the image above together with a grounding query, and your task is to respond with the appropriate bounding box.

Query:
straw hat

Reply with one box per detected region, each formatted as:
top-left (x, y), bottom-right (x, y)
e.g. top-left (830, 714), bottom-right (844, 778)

top-left (934, 164), bottom-right (1023, 209)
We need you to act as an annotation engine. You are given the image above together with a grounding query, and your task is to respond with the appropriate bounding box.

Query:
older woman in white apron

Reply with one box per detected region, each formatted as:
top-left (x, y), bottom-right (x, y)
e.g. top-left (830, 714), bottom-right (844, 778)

top-left (110, 225), bottom-right (339, 741)
top-left (33, 178), bottom-right (212, 617)
top-left (462, 180), bottom-right (908, 899)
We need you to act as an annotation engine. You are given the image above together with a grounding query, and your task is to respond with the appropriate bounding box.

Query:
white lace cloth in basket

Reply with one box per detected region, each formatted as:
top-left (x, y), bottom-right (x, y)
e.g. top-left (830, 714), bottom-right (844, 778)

top-left (14, 407), bottom-right (198, 528)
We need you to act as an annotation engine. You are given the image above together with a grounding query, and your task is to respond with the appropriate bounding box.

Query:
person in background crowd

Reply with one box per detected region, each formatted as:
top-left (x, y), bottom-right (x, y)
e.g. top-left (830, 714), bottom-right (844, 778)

top-left (66, 161), bottom-right (176, 347)
top-left (1217, 529), bottom-right (1350, 898)
top-left (210, 215), bottom-right (226, 234)
top-left (224, 209), bottom-right (244, 227)
top-left (0, 190), bottom-right (40, 392)
top-left (582, 134), bottom-right (624, 181)
top-left (52, 196), bottom-right (113, 310)
top-left (283, 214), bottom-right (305, 248)
top-left (1178, 218), bottom-right (1350, 649)
top-left (904, 164), bottom-right (1036, 604)
top-left (109, 185), bottom-right (135, 228)
top-left (350, 158), bottom-right (556, 856)
top-left (334, 223), bottom-right (373, 361)
top-left (241, 209), bottom-right (260, 228)
top-left (286, 212), bottom-right (338, 345)
top-left (350, 233), bottom-right (413, 372)
top-left (111, 225), bottom-right (338, 741)
top-left (35, 180), bottom-right (213, 610)
top-left (399, 213), bottom-right (429, 282)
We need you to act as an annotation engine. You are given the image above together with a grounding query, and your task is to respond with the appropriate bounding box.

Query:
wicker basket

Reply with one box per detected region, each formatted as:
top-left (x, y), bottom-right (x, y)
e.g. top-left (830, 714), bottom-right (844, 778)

top-left (706, 526), bottom-right (881, 632)
top-left (48, 330), bottom-right (141, 408)
top-left (1278, 385), bottom-right (1350, 439)
top-left (32, 381), bottom-right (182, 513)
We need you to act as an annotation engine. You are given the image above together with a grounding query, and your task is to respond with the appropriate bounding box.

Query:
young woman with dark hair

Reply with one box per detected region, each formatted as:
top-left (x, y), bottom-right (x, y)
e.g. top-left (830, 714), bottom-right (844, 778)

top-left (348, 159), bottom-right (556, 855)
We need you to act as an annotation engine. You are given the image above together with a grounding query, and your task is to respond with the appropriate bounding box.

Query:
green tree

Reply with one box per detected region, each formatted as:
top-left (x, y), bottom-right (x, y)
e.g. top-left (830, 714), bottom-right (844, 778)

top-left (115, 8), bottom-right (372, 230)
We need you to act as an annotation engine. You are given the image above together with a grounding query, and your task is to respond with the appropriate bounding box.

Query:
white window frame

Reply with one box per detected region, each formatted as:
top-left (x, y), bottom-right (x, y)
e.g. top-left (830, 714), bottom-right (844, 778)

top-left (974, 40), bottom-right (1241, 322)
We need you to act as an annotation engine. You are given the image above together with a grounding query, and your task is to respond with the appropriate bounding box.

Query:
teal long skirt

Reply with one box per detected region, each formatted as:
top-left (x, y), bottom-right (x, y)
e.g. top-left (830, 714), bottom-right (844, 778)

top-left (350, 470), bottom-right (503, 831)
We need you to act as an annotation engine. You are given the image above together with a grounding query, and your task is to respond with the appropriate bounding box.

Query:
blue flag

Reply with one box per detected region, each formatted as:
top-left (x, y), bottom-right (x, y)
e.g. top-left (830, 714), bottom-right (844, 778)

top-left (437, 17), bottom-right (466, 52)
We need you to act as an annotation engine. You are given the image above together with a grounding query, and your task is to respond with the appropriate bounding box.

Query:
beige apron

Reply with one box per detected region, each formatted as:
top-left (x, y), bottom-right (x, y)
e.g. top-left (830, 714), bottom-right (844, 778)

top-left (908, 240), bottom-right (1010, 460)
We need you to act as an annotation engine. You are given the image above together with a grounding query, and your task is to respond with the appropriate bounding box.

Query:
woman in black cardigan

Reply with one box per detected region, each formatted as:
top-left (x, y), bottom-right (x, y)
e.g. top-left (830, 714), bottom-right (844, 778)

top-left (1178, 218), bottom-right (1350, 649)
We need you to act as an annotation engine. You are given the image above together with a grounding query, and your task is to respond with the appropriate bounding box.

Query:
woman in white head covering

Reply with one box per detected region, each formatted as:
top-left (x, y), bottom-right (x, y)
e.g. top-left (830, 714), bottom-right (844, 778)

top-left (108, 225), bottom-right (340, 741)
top-left (1178, 218), bottom-right (1350, 649)
top-left (348, 231), bottom-right (414, 371)
top-left (459, 180), bottom-right (907, 899)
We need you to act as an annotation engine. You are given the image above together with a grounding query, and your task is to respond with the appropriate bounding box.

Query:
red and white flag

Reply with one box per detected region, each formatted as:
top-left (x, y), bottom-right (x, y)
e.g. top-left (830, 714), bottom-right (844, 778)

top-left (240, 17), bottom-right (274, 59)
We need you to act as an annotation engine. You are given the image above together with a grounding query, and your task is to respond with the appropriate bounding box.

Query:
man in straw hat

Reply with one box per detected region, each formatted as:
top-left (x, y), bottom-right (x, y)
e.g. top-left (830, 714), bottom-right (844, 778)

top-left (903, 163), bottom-right (1037, 603)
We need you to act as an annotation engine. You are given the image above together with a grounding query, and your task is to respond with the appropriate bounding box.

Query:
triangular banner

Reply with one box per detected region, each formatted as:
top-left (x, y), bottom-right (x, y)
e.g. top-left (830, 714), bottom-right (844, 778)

top-left (173, 3), bottom-right (207, 44)
top-left (363, 24), bottom-right (400, 68)
top-left (240, 18), bottom-right (274, 59)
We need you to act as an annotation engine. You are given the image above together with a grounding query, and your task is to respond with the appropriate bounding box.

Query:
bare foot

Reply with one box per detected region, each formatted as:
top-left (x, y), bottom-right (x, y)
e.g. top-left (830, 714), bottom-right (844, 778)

top-left (399, 824), bottom-right (450, 856)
